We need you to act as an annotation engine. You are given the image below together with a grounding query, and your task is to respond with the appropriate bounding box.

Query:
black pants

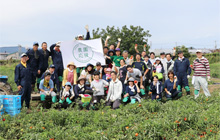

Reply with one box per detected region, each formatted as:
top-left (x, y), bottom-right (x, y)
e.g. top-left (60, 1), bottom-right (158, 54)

top-left (106, 99), bottom-right (121, 109)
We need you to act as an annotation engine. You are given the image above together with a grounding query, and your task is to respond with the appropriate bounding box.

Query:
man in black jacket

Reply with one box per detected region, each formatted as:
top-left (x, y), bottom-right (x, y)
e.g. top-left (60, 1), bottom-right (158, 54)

top-left (26, 42), bottom-right (41, 94)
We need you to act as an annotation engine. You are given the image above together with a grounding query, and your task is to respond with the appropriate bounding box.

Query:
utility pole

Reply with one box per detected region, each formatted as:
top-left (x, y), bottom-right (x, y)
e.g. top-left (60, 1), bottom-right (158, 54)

top-left (215, 40), bottom-right (217, 49)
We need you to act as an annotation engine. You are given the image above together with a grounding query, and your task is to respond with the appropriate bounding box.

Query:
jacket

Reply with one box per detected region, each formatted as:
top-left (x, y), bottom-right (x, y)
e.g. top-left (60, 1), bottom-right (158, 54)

top-left (50, 44), bottom-right (64, 68)
top-left (41, 71), bottom-right (60, 92)
top-left (14, 63), bottom-right (31, 87)
top-left (39, 49), bottom-right (50, 71)
top-left (26, 49), bottom-right (40, 71)
top-left (174, 57), bottom-right (191, 76)
top-left (106, 78), bottom-right (122, 101)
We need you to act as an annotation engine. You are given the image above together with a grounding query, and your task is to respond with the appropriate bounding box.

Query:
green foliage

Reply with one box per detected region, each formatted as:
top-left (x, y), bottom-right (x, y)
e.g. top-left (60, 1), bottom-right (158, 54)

top-left (0, 92), bottom-right (220, 139)
top-left (92, 25), bottom-right (151, 55)
top-left (175, 45), bottom-right (191, 58)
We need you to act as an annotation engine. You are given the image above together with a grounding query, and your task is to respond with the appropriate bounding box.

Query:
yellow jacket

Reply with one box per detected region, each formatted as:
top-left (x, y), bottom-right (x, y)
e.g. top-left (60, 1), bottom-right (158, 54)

top-left (62, 68), bottom-right (77, 86)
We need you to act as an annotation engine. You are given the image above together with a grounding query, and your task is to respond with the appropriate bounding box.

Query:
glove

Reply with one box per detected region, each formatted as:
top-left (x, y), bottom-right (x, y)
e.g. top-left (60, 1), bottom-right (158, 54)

top-left (61, 96), bottom-right (64, 100)
top-left (46, 91), bottom-right (50, 96)
top-left (167, 91), bottom-right (171, 95)
top-left (174, 78), bottom-right (177, 83)
top-left (106, 36), bottom-right (111, 40)
top-left (96, 88), bottom-right (100, 92)
top-left (118, 38), bottom-right (121, 42)
top-left (187, 75), bottom-right (190, 79)
top-left (85, 25), bottom-right (89, 31)
top-left (207, 76), bottom-right (211, 81)
top-left (124, 80), bottom-right (127, 84)
top-left (93, 100), bottom-right (97, 103)
top-left (173, 47), bottom-right (176, 52)
top-left (70, 96), bottom-right (74, 100)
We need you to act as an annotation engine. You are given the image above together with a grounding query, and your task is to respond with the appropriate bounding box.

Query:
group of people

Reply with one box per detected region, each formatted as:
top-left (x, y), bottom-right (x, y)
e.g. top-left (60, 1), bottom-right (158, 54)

top-left (14, 25), bottom-right (211, 111)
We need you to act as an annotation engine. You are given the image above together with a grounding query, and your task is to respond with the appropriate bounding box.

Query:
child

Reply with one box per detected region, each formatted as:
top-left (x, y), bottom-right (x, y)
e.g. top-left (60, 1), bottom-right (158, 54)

top-left (90, 71), bottom-right (109, 108)
top-left (150, 75), bottom-right (163, 101)
top-left (59, 82), bottom-right (75, 108)
top-left (102, 68), bottom-right (112, 82)
top-left (39, 72), bottom-right (57, 108)
top-left (95, 62), bottom-right (103, 78)
top-left (152, 57), bottom-right (164, 81)
top-left (123, 77), bottom-right (141, 104)
top-left (80, 63), bottom-right (94, 86)
top-left (74, 76), bottom-right (92, 109)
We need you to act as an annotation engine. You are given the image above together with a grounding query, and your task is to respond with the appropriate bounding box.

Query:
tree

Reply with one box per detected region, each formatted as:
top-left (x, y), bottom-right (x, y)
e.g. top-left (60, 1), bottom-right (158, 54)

top-left (92, 25), bottom-right (151, 55)
top-left (175, 45), bottom-right (191, 58)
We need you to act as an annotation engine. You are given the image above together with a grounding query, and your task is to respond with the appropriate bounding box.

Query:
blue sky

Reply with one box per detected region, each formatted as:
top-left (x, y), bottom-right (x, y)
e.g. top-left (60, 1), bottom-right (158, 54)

top-left (0, 0), bottom-right (219, 49)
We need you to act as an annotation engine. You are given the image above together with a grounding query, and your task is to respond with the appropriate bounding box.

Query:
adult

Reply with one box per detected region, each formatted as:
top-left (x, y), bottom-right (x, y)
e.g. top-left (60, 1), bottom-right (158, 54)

top-left (62, 62), bottom-right (77, 86)
top-left (134, 44), bottom-right (146, 60)
top-left (39, 72), bottom-right (57, 108)
top-left (126, 65), bottom-right (145, 95)
top-left (14, 53), bottom-right (32, 112)
top-left (122, 50), bottom-right (132, 65)
top-left (192, 50), bottom-right (211, 99)
top-left (41, 64), bottom-right (60, 93)
top-left (149, 52), bottom-right (156, 65)
top-left (26, 42), bottom-right (41, 93)
top-left (132, 53), bottom-right (148, 79)
top-left (164, 71), bottom-right (180, 100)
top-left (123, 77), bottom-right (141, 104)
top-left (106, 71), bottom-right (122, 109)
top-left (160, 52), bottom-right (167, 67)
top-left (90, 71), bottom-right (109, 106)
top-left (50, 41), bottom-right (64, 87)
top-left (38, 42), bottom-right (50, 90)
top-left (143, 55), bottom-right (152, 93)
top-left (174, 51), bottom-right (191, 96)
top-left (104, 36), bottom-right (121, 50)
top-left (76, 25), bottom-right (91, 77)
top-left (164, 53), bottom-right (175, 80)
top-left (119, 59), bottom-right (127, 94)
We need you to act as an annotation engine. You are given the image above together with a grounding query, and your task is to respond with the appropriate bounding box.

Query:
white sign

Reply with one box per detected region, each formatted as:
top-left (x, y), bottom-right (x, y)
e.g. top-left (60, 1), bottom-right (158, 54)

top-left (60, 38), bottom-right (105, 68)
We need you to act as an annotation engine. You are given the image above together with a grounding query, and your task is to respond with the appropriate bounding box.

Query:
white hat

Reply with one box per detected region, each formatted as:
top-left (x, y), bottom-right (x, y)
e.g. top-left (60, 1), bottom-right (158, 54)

top-left (155, 57), bottom-right (161, 61)
top-left (196, 50), bottom-right (202, 53)
top-left (77, 34), bottom-right (83, 37)
top-left (20, 53), bottom-right (27, 58)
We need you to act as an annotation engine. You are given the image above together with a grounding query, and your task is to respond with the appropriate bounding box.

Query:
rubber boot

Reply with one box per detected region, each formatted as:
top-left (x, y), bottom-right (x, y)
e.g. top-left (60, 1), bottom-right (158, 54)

top-left (130, 98), bottom-right (136, 104)
top-left (194, 90), bottom-right (199, 99)
top-left (166, 98), bottom-right (172, 101)
top-left (177, 85), bottom-right (181, 91)
top-left (185, 86), bottom-right (190, 95)
top-left (140, 89), bottom-right (145, 95)
top-left (66, 97), bottom-right (72, 104)
top-left (122, 97), bottom-right (129, 102)
top-left (40, 94), bottom-right (46, 101)
top-left (52, 96), bottom-right (57, 103)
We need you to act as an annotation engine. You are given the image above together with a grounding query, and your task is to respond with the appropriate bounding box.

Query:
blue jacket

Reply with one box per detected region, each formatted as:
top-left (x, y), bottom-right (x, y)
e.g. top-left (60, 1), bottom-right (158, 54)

top-left (41, 72), bottom-right (60, 92)
top-left (150, 81), bottom-right (163, 95)
top-left (50, 44), bottom-right (64, 68)
top-left (74, 84), bottom-right (92, 99)
top-left (14, 63), bottom-right (31, 87)
top-left (173, 58), bottom-right (191, 76)
top-left (26, 49), bottom-right (40, 71)
top-left (39, 49), bottom-right (50, 71)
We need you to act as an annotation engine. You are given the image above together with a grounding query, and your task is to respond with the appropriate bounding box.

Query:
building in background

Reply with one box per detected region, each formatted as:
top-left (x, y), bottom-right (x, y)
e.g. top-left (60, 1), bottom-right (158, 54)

top-left (0, 46), bottom-right (27, 60)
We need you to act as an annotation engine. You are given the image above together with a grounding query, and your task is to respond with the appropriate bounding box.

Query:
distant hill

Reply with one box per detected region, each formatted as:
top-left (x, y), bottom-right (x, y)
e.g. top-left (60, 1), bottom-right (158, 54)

top-left (0, 46), bottom-right (27, 54)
